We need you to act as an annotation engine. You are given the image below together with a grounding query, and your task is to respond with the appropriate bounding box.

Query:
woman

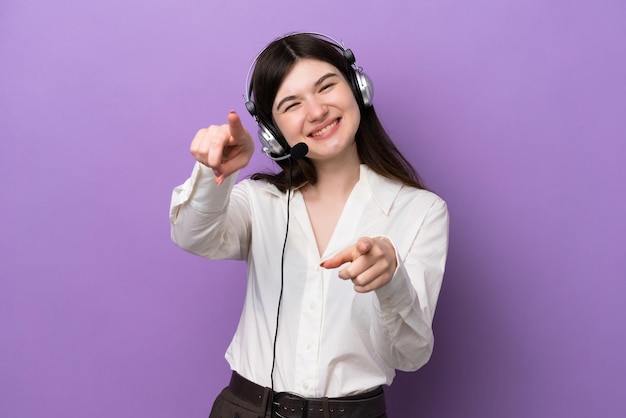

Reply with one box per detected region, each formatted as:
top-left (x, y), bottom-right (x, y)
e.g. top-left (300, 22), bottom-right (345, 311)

top-left (170, 32), bottom-right (449, 418)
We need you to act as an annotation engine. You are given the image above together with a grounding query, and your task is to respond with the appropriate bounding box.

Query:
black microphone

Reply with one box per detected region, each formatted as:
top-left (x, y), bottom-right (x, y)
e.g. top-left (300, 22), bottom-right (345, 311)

top-left (265, 142), bottom-right (309, 161)
top-left (290, 142), bottom-right (308, 160)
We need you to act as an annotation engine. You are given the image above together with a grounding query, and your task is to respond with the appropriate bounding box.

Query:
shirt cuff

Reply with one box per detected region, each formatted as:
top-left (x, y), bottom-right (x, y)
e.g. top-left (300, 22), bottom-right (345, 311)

top-left (374, 245), bottom-right (419, 316)
top-left (188, 162), bottom-right (239, 213)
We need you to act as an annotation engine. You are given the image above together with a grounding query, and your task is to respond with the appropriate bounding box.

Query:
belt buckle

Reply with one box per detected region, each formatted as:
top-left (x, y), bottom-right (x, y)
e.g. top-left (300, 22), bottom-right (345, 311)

top-left (272, 391), bottom-right (309, 418)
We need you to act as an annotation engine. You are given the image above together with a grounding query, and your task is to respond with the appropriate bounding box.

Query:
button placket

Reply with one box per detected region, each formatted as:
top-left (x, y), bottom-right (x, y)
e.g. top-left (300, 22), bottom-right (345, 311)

top-left (293, 266), bottom-right (324, 397)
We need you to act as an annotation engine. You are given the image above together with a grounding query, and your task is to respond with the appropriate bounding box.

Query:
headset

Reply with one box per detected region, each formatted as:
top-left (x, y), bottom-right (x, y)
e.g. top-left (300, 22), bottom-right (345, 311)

top-left (243, 32), bottom-right (374, 160)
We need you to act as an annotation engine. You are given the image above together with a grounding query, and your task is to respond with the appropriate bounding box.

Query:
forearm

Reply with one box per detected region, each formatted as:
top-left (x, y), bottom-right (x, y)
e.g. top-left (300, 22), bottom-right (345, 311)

top-left (371, 199), bottom-right (449, 370)
top-left (170, 162), bottom-right (247, 259)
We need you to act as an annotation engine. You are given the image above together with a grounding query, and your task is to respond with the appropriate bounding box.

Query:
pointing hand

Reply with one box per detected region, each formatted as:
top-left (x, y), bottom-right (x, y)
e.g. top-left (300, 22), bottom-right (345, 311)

top-left (190, 111), bottom-right (255, 185)
top-left (321, 237), bottom-right (398, 293)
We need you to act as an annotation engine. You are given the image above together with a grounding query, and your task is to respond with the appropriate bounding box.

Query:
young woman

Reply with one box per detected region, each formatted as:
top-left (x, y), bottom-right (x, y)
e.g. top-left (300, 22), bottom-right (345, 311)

top-left (170, 32), bottom-right (449, 418)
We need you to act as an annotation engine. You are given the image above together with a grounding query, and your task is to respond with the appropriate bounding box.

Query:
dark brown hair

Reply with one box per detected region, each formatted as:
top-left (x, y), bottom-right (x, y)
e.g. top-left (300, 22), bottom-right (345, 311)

top-left (249, 33), bottom-right (425, 192)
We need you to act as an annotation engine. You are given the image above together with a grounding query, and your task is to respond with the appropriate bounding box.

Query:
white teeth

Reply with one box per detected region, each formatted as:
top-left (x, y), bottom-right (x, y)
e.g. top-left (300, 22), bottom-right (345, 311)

top-left (311, 120), bottom-right (338, 137)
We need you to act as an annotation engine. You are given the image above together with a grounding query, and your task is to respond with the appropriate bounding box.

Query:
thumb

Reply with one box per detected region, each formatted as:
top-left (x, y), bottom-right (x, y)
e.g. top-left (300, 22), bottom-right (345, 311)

top-left (227, 110), bottom-right (247, 141)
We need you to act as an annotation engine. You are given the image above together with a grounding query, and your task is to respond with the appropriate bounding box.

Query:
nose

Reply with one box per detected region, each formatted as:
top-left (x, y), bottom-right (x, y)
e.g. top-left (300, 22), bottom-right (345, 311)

top-left (306, 98), bottom-right (328, 122)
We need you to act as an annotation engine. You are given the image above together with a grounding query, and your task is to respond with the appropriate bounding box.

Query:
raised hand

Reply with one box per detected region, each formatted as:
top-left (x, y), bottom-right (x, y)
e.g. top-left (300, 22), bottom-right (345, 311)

top-left (320, 237), bottom-right (398, 293)
top-left (190, 111), bottom-right (255, 185)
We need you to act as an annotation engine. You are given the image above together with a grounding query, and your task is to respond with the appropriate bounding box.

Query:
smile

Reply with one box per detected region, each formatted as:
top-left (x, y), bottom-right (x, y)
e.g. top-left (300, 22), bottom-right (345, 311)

top-left (309, 119), bottom-right (340, 138)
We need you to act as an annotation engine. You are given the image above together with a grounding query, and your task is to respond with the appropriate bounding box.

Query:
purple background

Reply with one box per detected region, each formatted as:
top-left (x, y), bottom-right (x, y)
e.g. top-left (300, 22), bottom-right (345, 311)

top-left (2, 0), bottom-right (625, 417)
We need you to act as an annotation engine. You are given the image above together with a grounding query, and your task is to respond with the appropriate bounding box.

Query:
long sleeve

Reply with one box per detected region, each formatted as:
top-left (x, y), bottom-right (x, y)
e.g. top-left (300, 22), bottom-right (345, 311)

top-left (169, 162), bottom-right (250, 260)
top-left (367, 198), bottom-right (449, 371)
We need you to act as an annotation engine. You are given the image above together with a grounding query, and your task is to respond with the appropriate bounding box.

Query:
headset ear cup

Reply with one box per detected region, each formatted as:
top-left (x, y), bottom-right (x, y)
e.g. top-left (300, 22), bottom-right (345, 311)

top-left (342, 47), bottom-right (373, 108)
top-left (247, 98), bottom-right (288, 157)
top-left (356, 72), bottom-right (374, 108)
top-left (257, 122), bottom-right (286, 156)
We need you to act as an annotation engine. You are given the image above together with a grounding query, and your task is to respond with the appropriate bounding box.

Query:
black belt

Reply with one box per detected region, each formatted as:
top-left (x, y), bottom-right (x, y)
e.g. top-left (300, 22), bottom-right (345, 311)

top-left (229, 372), bottom-right (387, 418)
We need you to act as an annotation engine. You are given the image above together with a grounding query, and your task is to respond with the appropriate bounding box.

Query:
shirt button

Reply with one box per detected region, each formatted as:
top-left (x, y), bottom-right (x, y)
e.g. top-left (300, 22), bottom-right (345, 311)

top-left (303, 382), bottom-right (309, 390)
top-left (310, 302), bottom-right (316, 309)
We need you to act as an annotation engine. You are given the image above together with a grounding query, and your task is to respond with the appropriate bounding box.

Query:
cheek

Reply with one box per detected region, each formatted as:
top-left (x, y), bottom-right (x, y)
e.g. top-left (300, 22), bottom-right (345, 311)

top-left (345, 97), bottom-right (361, 131)
top-left (340, 90), bottom-right (361, 120)
top-left (272, 116), bottom-right (299, 145)
top-left (273, 119), bottom-right (293, 146)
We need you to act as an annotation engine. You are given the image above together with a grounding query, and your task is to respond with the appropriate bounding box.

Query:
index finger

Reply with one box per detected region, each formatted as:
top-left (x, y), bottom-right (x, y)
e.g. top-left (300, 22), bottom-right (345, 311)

top-left (320, 246), bottom-right (356, 269)
top-left (227, 110), bottom-right (247, 141)
top-left (320, 237), bottom-right (373, 269)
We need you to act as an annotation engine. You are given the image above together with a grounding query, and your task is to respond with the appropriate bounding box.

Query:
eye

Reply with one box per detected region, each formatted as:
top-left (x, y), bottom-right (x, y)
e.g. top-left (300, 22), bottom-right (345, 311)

top-left (320, 82), bottom-right (336, 92)
top-left (283, 102), bottom-right (300, 112)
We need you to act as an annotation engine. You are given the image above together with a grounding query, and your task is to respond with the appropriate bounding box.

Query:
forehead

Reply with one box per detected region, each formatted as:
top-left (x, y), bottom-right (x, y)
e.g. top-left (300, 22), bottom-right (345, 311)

top-left (275, 58), bottom-right (342, 95)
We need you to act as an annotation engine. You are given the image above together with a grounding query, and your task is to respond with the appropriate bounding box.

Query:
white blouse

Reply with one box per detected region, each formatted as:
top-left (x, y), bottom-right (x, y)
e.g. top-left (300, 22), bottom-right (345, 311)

top-left (170, 163), bottom-right (449, 398)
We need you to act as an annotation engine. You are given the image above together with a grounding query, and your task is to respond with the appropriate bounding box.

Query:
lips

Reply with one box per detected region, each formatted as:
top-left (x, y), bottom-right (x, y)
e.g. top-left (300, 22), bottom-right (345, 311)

top-left (308, 118), bottom-right (340, 138)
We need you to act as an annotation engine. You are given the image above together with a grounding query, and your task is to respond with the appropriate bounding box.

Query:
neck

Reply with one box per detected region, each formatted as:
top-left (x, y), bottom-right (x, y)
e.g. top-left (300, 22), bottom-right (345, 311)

top-left (306, 151), bottom-right (361, 198)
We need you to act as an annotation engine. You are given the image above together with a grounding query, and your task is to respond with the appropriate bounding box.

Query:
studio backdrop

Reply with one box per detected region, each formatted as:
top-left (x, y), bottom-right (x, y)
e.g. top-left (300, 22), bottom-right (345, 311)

top-left (1, 0), bottom-right (625, 417)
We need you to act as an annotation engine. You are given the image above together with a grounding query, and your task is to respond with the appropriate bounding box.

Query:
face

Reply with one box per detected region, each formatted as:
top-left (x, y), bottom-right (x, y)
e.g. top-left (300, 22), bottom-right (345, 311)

top-left (272, 58), bottom-right (361, 161)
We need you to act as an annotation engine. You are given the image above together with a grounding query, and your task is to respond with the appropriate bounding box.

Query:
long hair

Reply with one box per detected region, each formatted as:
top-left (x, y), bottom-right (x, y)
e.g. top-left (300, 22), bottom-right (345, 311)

top-left (249, 33), bottom-right (426, 192)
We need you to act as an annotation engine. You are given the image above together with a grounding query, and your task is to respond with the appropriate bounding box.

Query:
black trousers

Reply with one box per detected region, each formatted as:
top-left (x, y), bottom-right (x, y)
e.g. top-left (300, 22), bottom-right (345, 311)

top-left (210, 386), bottom-right (273, 418)
top-left (209, 373), bottom-right (388, 418)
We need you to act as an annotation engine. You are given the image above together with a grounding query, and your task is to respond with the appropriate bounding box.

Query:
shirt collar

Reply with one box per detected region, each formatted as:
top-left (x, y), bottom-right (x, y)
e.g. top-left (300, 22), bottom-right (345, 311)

top-left (359, 164), bottom-right (403, 215)
top-left (259, 164), bottom-right (403, 214)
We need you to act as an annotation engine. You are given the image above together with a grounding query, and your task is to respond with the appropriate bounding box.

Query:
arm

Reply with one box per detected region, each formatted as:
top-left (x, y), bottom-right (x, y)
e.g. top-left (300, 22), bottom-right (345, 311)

top-left (322, 198), bottom-right (450, 371)
top-left (170, 163), bottom-right (250, 260)
top-left (374, 198), bottom-right (449, 371)
top-left (169, 111), bottom-right (255, 260)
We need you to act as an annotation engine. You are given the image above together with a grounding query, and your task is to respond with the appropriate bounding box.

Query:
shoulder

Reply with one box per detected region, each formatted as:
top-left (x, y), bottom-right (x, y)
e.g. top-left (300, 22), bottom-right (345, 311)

top-left (401, 185), bottom-right (446, 207)
top-left (397, 185), bottom-right (448, 225)
top-left (362, 165), bottom-right (446, 214)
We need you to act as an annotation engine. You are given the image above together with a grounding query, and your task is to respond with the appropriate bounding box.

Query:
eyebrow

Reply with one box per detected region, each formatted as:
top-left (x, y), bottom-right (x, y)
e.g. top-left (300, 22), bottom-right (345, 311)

top-left (275, 72), bottom-right (340, 112)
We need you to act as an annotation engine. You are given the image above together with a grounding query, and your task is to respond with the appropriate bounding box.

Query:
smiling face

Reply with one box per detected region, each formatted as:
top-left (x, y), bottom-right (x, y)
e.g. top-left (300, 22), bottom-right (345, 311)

top-left (272, 58), bottom-right (361, 162)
